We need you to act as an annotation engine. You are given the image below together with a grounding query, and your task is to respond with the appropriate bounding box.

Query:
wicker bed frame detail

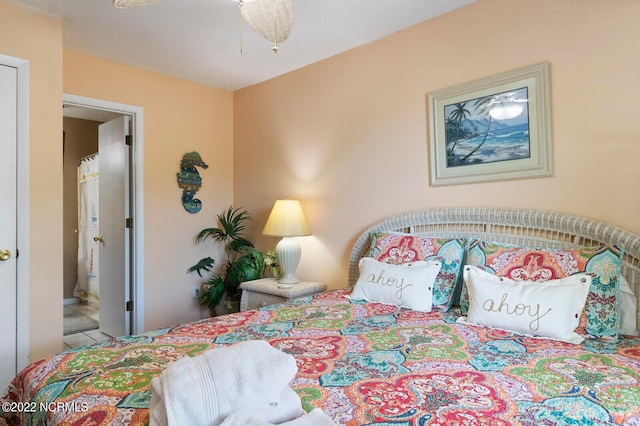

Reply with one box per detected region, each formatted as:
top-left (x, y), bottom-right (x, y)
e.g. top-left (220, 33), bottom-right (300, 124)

top-left (348, 207), bottom-right (640, 320)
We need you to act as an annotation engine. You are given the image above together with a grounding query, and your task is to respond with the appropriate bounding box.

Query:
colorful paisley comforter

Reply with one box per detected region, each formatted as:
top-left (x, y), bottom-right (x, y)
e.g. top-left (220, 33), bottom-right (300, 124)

top-left (2, 290), bottom-right (640, 425)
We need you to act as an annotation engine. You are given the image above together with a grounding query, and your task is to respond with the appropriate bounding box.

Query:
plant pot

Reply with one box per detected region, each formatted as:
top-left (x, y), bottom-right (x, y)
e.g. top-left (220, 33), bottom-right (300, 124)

top-left (271, 266), bottom-right (281, 280)
top-left (225, 300), bottom-right (240, 314)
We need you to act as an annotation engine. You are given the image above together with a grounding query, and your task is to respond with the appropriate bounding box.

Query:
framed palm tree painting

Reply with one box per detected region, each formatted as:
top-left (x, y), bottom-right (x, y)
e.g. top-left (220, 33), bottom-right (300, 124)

top-left (428, 63), bottom-right (553, 186)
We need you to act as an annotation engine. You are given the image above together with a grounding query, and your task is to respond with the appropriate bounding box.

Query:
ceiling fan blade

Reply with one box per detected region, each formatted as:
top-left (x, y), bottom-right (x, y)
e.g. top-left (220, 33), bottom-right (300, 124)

top-left (113, 0), bottom-right (161, 9)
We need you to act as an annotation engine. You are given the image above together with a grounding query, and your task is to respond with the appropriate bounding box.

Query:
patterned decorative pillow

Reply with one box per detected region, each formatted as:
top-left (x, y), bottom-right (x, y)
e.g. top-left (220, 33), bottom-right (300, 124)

top-left (459, 265), bottom-right (592, 344)
top-left (367, 232), bottom-right (465, 311)
top-left (462, 240), bottom-right (624, 338)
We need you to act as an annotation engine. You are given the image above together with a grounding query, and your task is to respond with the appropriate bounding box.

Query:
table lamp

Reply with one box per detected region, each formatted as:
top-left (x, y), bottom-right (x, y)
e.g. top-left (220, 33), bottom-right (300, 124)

top-left (262, 200), bottom-right (310, 284)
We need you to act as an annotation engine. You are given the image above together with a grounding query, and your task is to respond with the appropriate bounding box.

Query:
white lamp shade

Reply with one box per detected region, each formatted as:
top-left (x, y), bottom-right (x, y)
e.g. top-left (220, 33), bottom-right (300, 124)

top-left (263, 200), bottom-right (310, 237)
top-left (263, 200), bottom-right (310, 284)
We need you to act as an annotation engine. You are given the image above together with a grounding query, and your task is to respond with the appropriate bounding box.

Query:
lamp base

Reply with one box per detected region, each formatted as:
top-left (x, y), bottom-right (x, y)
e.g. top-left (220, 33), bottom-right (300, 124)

top-left (278, 274), bottom-right (300, 284)
top-left (275, 237), bottom-right (301, 284)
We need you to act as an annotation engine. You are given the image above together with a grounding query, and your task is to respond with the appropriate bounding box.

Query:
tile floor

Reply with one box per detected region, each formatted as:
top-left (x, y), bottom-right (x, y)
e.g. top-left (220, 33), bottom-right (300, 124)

top-left (63, 303), bottom-right (98, 335)
top-left (63, 328), bottom-right (113, 350)
top-left (63, 302), bottom-right (113, 350)
top-left (65, 301), bottom-right (100, 323)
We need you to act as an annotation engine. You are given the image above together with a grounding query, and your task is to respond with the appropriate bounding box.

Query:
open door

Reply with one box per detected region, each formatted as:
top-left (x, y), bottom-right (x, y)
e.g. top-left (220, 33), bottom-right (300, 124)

top-left (98, 115), bottom-right (131, 338)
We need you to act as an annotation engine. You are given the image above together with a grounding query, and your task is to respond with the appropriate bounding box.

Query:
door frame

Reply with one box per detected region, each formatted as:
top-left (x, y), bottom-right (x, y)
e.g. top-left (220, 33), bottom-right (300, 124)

top-left (63, 93), bottom-right (144, 335)
top-left (0, 53), bottom-right (30, 374)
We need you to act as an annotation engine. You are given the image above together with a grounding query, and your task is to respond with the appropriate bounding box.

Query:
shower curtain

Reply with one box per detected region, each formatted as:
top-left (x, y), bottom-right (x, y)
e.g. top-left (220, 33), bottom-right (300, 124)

top-left (74, 154), bottom-right (99, 305)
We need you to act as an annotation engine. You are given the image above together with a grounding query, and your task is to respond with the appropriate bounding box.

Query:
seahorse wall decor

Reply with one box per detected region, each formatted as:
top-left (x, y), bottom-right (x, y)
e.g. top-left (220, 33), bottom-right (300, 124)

top-left (177, 151), bottom-right (209, 213)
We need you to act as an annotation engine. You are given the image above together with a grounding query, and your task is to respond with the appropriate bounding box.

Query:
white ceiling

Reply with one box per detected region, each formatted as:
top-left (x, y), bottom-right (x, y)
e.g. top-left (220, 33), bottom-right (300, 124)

top-left (11, 0), bottom-right (475, 91)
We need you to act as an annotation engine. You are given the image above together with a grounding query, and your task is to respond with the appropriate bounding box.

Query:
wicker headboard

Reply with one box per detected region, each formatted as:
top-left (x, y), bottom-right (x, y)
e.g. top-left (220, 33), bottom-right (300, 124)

top-left (348, 207), bottom-right (640, 320)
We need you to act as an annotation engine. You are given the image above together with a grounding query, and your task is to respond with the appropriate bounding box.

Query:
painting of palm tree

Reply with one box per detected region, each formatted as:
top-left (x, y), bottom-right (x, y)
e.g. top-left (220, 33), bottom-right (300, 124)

top-left (445, 87), bottom-right (530, 168)
top-left (429, 62), bottom-right (552, 186)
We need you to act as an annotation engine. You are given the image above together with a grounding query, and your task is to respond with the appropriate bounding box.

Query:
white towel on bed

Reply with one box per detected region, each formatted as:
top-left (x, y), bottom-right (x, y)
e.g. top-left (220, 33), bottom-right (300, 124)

top-left (246, 387), bottom-right (303, 424)
top-left (149, 340), bottom-right (302, 426)
top-left (150, 381), bottom-right (302, 426)
top-left (220, 408), bottom-right (338, 426)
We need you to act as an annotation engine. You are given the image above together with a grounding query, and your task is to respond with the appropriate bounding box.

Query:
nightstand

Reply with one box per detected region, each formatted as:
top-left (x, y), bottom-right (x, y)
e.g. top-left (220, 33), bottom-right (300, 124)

top-left (239, 278), bottom-right (327, 311)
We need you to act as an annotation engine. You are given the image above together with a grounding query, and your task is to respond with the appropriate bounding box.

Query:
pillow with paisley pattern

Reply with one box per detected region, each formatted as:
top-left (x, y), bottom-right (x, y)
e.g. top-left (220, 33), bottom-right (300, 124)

top-left (367, 232), bottom-right (465, 311)
top-left (461, 240), bottom-right (624, 338)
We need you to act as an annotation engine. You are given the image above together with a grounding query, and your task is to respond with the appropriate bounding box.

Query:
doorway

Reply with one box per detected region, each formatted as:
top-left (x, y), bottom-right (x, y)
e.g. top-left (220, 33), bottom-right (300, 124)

top-left (62, 111), bottom-right (119, 347)
top-left (62, 94), bottom-right (145, 341)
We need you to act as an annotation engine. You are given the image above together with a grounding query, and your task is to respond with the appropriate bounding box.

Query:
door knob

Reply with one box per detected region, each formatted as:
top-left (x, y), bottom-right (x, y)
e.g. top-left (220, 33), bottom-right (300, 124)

top-left (93, 235), bottom-right (104, 243)
top-left (0, 249), bottom-right (11, 261)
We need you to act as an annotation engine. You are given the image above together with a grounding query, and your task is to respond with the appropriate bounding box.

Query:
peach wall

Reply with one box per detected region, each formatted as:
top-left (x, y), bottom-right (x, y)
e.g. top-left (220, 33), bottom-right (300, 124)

top-left (64, 50), bottom-right (235, 332)
top-left (0, 0), bottom-right (63, 361)
top-left (234, 0), bottom-right (640, 289)
top-left (4, 0), bottom-right (235, 362)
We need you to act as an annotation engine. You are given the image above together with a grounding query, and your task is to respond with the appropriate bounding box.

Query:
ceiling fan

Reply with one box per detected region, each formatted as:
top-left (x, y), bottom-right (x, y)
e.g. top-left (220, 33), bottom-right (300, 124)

top-left (112, 0), bottom-right (294, 53)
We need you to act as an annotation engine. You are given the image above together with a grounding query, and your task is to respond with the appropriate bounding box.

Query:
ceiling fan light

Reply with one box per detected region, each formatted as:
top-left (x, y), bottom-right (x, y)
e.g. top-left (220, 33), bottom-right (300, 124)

top-left (240, 0), bottom-right (294, 51)
top-left (113, 0), bottom-right (160, 9)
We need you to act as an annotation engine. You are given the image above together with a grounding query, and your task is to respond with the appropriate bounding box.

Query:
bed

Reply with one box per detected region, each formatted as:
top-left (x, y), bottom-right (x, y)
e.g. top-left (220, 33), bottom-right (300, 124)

top-left (2, 207), bottom-right (640, 425)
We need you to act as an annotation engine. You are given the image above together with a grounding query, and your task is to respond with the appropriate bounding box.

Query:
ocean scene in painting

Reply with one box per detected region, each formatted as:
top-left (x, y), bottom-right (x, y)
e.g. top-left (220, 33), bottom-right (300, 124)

top-left (444, 87), bottom-right (530, 168)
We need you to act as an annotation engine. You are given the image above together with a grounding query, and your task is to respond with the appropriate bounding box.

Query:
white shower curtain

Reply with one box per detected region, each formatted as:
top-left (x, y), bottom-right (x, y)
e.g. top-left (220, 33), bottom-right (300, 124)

top-left (74, 154), bottom-right (100, 305)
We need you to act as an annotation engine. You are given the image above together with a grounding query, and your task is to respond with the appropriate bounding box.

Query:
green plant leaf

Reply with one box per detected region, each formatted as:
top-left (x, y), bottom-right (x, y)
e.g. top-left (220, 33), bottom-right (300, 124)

top-left (219, 206), bottom-right (251, 239)
top-left (199, 277), bottom-right (225, 309)
top-left (229, 237), bottom-right (254, 252)
top-left (245, 248), bottom-right (265, 273)
top-left (226, 249), bottom-right (264, 287)
top-left (196, 227), bottom-right (226, 243)
top-left (190, 205), bottom-right (261, 310)
top-left (186, 257), bottom-right (215, 277)
top-left (225, 260), bottom-right (246, 287)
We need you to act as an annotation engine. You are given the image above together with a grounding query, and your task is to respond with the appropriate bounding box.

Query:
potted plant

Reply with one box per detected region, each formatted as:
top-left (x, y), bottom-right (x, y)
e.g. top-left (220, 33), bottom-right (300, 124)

top-left (188, 206), bottom-right (264, 315)
top-left (263, 250), bottom-right (281, 279)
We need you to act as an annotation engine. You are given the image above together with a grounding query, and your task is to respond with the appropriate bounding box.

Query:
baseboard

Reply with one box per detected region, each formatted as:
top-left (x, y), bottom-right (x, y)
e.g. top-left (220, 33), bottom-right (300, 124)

top-left (63, 297), bottom-right (80, 305)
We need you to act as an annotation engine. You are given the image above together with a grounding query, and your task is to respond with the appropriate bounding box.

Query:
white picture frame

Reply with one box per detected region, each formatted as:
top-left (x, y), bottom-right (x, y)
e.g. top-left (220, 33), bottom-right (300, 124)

top-left (428, 62), bottom-right (553, 186)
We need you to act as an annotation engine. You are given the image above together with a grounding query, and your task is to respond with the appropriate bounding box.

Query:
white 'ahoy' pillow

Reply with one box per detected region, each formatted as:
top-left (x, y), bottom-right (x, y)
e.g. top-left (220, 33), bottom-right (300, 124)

top-left (458, 265), bottom-right (592, 344)
top-left (349, 257), bottom-right (441, 312)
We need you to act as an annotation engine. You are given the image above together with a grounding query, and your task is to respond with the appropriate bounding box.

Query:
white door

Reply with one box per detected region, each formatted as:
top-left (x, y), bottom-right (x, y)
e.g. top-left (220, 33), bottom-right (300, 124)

top-left (98, 116), bottom-right (131, 338)
top-left (0, 64), bottom-right (18, 390)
